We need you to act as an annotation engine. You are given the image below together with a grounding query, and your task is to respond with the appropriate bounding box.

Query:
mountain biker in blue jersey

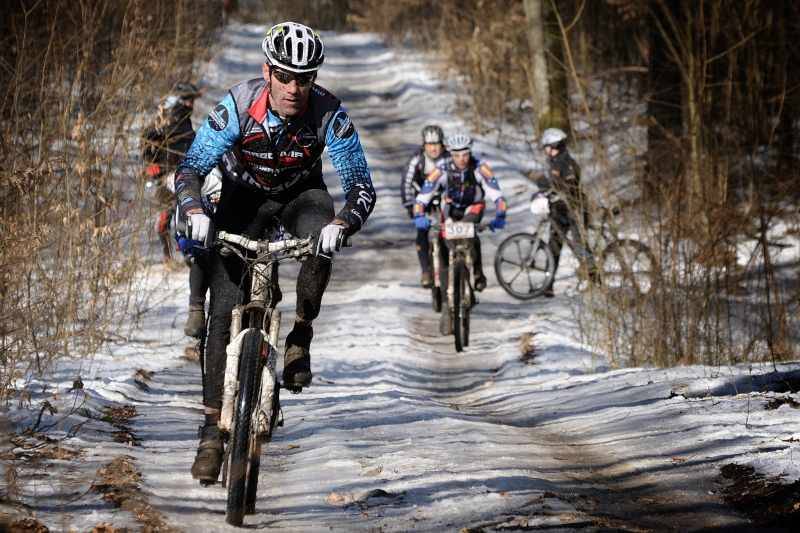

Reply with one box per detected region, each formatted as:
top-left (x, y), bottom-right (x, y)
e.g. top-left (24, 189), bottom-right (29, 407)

top-left (414, 133), bottom-right (507, 333)
top-left (401, 125), bottom-right (449, 287)
top-left (174, 22), bottom-right (377, 483)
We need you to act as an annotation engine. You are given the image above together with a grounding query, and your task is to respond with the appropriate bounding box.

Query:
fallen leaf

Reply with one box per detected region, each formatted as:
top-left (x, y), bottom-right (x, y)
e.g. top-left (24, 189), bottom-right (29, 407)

top-left (325, 491), bottom-right (354, 505)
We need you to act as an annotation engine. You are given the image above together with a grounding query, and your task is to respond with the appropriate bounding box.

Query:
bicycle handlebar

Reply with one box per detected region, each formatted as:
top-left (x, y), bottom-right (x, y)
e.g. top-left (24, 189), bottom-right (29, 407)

top-left (216, 231), bottom-right (314, 256)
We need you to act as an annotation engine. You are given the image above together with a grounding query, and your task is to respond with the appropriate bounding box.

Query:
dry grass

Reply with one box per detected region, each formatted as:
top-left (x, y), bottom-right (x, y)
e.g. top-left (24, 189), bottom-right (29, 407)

top-left (0, 1), bottom-right (223, 399)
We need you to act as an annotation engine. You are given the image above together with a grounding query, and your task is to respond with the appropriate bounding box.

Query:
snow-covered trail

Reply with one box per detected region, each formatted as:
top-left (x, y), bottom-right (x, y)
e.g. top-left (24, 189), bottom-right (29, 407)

top-left (7, 24), bottom-right (800, 532)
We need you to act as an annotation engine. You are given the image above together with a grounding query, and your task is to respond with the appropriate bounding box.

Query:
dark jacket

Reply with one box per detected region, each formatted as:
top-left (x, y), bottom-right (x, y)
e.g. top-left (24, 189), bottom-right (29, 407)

top-left (141, 101), bottom-right (196, 170)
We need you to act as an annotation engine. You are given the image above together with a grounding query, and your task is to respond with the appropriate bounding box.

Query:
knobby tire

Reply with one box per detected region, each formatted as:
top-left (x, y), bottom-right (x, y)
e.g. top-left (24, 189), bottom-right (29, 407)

top-left (453, 259), bottom-right (467, 352)
top-left (494, 232), bottom-right (554, 300)
top-left (226, 329), bottom-right (264, 527)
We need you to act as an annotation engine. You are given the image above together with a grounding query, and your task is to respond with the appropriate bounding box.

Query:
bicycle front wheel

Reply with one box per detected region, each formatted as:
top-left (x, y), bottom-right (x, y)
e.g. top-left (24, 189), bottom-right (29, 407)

top-left (226, 329), bottom-right (264, 527)
top-left (453, 259), bottom-right (468, 352)
top-left (494, 232), bottom-right (554, 300)
top-left (600, 239), bottom-right (658, 296)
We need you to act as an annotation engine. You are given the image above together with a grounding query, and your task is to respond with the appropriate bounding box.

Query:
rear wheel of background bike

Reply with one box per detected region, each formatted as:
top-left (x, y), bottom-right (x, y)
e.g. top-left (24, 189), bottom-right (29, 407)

top-left (600, 239), bottom-right (658, 296)
top-left (226, 329), bottom-right (264, 527)
top-left (431, 286), bottom-right (442, 312)
top-left (453, 260), bottom-right (468, 352)
top-left (463, 277), bottom-right (471, 348)
top-left (494, 232), bottom-right (554, 300)
top-left (429, 244), bottom-right (442, 312)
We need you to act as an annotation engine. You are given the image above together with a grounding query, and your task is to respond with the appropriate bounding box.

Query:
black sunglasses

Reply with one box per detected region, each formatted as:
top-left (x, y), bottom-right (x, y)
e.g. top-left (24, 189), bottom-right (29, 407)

top-left (271, 68), bottom-right (315, 87)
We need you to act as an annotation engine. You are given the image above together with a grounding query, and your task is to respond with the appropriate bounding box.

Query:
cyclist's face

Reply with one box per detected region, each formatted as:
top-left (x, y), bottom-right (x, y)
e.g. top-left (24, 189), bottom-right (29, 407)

top-left (452, 150), bottom-right (470, 170)
top-left (263, 64), bottom-right (315, 118)
top-left (544, 145), bottom-right (560, 158)
top-left (424, 142), bottom-right (443, 159)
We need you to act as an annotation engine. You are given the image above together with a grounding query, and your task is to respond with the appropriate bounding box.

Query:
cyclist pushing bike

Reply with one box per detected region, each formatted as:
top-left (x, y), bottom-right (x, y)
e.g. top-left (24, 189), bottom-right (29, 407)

top-left (414, 133), bottom-right (507, 334)
top-left (531, 127), bottom-right (595, 297)
top-left (174, 21), bottom-right (377, 484)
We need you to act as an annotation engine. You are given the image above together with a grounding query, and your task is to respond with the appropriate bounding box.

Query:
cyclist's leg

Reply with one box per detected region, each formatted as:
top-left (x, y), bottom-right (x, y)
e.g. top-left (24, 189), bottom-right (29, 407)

top-left (193, 250), bottom-right (246, 480)
top-left (204, 253), bottom-right (246, 413)
top-left (463, 203), bottom-right (486, 289)
top-left (417, 227), bottom-right (431, 284)
top-left (280, 187), bottom-right (335, 386)
top-left (566, 197), bottom-right (597, 276)
top-left (185, 258), bottom-right (208, 338)
top-left (547, 201), bottom-right (570, 293)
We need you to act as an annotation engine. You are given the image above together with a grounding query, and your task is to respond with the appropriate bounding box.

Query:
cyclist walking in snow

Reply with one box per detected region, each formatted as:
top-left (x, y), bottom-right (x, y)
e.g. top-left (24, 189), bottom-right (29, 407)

top-left (174, 22), bottom-right (377, 483)
top-left (532, 127), bottom-right (594, 297)
top-left (401, 125), bottom-right (449, 287)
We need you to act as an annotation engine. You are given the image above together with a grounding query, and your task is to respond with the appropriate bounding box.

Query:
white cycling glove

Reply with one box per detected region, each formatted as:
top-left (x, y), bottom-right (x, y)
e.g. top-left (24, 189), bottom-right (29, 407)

top-left (189, 213), bottom-right (211, 242)
top-left (530, 194), bottom-right (550, 218)
top-left (316, 223), bottom-right (345, 256)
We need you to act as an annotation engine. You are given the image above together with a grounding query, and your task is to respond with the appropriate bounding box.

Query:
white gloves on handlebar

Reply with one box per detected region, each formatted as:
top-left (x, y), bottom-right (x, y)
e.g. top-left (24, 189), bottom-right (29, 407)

top-left (316, 223), bottom-right (345, 256)
top-left (189, 213), bottom-right (211, 242)
top-left (530, 194), bottom-right (550, 218)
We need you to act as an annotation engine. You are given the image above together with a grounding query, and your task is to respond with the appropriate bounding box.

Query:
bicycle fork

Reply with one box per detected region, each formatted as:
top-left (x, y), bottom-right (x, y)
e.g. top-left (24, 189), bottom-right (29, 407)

top-left (447, 244), bottom-right (475, 313)
top-left (219, 263), bottom-right (281, 438)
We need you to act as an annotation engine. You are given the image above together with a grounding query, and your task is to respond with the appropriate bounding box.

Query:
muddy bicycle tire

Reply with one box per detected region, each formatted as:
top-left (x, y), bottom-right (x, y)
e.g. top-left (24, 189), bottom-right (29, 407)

top-left (226, 329), bottom-right (263, 526)
top-left (494, 232), bottom-right (554, 300)
top-left (453, 259), bottom-right (468, 352)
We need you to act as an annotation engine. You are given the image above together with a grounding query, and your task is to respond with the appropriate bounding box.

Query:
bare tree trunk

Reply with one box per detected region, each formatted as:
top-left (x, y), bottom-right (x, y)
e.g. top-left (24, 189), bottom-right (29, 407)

top-left (523, 0), bottom-right (550, 129)
top-left (544, 0), bottom-right (570, 132)
top-left (522, 0), bottom-right (570, 132)
top-left (646, 1), bottom-right (683, 192)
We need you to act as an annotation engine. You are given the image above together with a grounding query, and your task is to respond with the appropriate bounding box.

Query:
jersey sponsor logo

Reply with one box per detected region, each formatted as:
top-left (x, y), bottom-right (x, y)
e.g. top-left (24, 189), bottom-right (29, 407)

top-left (332, 112), bottom-right (355, 139)
top-left (208, 104), bottom-right (229, 131)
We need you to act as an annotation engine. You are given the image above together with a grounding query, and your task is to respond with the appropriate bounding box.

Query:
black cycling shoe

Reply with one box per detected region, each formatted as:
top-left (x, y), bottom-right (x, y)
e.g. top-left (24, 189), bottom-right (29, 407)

top-left (474, 274), bottom-right (487, 292)
top-left (283, 345), bottom-right (312, 388)
top-left (420, 271), bottom-right (433, 289)
top-left (191, 424), bottom-right (223, 483)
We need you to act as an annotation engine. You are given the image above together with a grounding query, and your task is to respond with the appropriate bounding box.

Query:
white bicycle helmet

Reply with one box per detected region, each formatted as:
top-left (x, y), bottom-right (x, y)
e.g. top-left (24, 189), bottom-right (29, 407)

top-left (445, 132), bottom-right (472, 152)
top-left (540, 128), bottom-right (567, 148)
top-left (262, 22), bottom-right (325, 73)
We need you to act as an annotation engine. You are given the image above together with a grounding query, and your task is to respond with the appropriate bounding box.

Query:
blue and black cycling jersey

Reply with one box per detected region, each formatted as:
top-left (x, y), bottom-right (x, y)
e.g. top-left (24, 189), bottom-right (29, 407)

top-left (175, 78), bottom-right (376, 233)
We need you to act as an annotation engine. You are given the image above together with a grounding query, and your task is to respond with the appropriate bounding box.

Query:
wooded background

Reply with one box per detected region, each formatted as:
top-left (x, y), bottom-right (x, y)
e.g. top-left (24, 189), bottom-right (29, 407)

top-left (2, 0), bottom-right (797, 396)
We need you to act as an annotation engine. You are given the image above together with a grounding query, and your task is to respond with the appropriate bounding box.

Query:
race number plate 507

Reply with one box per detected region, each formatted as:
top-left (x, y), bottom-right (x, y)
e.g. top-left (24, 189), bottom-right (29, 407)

top-left (444, 220), bottom-right (475, 240)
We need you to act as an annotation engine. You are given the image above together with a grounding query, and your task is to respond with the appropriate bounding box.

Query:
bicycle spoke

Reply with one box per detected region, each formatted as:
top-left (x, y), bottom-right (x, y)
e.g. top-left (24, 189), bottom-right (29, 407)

top-left (500, 257), bottom-right (524, 268)
top-left (508, 268), bottom-right (524, 285)
top-left (514, 240), bottom-right (525, 265)
top-left (526, 269), bottom-right (536, 293)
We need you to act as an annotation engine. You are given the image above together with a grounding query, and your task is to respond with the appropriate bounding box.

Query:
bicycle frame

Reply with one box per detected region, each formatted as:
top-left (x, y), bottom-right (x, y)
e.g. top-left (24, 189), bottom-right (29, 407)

top-left (446, 237), bottom-right (476, 311)
top-left (217, 232), bottom-right (313, 438)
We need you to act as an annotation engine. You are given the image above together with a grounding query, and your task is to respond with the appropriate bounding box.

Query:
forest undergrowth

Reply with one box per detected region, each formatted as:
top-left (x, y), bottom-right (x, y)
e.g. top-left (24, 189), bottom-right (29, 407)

top-left (0, 0), bottom-right (225, 401)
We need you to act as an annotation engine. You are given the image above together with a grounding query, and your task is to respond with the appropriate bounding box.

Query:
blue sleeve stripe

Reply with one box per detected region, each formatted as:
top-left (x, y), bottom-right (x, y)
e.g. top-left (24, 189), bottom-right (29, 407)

top-left (325, 108), bottom-right (373, 195)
